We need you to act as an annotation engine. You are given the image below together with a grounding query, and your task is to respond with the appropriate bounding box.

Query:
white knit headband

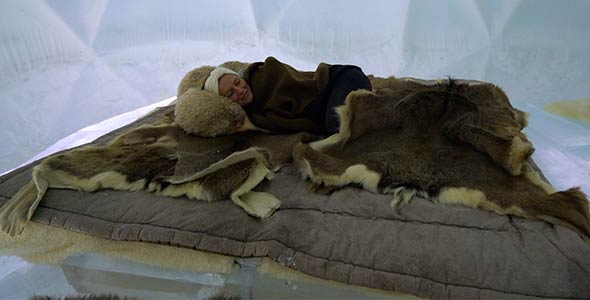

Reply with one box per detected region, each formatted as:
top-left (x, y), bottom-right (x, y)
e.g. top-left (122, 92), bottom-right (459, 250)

top-left (204, 67), bottom-right (240, 95)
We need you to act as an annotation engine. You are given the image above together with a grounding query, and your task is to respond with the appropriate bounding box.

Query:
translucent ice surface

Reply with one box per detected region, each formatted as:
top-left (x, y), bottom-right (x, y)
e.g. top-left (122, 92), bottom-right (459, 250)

top-left (0, 254), bottom-right (402, 299)
top-left (1, 2), bottom-right (589, 297)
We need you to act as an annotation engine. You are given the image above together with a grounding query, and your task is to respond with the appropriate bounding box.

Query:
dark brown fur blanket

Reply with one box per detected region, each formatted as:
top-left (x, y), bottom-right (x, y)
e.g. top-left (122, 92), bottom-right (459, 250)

top-left (294, 77), bottom-right (590, 240)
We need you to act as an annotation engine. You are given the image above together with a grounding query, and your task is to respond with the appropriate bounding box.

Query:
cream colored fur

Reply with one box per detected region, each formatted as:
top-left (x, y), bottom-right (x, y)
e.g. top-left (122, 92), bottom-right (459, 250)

top-left (436, 187), bottom-right (488, 208)
top-left (0, 180), bottom-right (45, 236)
top-left (0, 163), bottom-right (150, 236)
top-left (230, 161), bottom-right (280, 219)
top-left (337, 90), bottom-right (377, 143)
top-left (516, 111), bottom-right (530, 127)
top-left (152, 181), bottom-right (208, 200)
top-left (39, 167), bottom-right (146, 192)
top-left (309, 133), bottom-right (343, 152)
top-left (437, 186), bottom-right (590, 239)
top-left (436, 187), bottom-right (526, 217)
top-left (388, 187), bottom-right (428, 209)
top-left (389, 186), bottom-right (529, 219)
top-left (522, 164), bottom-right (556, 194)
top-left (174, 88), bottom-right (244, 137)
top-left (177, 66), bottom-right (214, 97)
top-left (308, 90), bottom-right (374, 152)
top-left (299, 158), bottom-right (381, 193)
top-left (506, 136), bottom-right (534, 175)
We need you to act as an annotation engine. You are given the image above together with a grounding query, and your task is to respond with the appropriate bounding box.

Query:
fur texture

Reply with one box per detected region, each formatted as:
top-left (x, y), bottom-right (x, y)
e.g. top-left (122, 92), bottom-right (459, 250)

top-left (294, 77), bottom-right (590, 240)
top-left (174, 88), bottom-right (244, 137)
top-left (175, 61), bottom-right (249, 137)
top-left (177, 65), bottom-right (214, 97)
top-left (0, 106), bottom-right (310, 235)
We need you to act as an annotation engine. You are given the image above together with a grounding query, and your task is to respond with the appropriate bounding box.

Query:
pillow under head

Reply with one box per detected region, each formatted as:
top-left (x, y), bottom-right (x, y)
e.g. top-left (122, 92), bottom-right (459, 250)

top-left (174, 88), bottom-right (244, 137)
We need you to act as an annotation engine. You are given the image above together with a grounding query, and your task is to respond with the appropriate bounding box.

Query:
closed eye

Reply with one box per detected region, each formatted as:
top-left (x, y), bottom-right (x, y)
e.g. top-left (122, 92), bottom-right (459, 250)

top-left (227, 78), bottom-right (240, 98)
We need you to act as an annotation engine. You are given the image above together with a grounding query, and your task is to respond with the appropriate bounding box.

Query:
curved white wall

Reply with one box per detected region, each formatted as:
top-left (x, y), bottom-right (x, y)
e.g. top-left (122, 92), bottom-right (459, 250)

top-left (1, 0), bottom-right (589, 192)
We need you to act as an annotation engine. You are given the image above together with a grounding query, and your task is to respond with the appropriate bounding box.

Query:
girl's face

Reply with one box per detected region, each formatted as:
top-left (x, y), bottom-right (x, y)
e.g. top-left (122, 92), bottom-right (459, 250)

top-left (218, 74), bottom-right (254, 106)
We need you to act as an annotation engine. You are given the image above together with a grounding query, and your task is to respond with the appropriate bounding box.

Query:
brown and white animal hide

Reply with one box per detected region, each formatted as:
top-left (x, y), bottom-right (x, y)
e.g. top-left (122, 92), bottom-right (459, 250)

top-left (293, 77), bottom-right (590, 241)
top-left (0, 106), bottom-right (310, 236)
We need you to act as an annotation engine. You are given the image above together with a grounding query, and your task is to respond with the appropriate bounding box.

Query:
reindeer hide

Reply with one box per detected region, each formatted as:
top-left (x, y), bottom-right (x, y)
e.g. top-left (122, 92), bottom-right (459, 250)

top-left (0, 105), bottom-right (310, 236)
top-left (293, 78), bottom-right (590, 240)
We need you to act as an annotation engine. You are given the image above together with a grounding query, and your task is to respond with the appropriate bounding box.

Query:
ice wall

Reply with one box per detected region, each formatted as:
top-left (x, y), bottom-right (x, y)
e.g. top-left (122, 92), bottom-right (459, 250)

top-left (1, 0), bottom-right (589, 192)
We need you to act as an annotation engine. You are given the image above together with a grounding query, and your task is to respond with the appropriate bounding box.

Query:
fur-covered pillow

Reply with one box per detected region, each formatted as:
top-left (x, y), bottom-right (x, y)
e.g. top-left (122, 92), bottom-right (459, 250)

top-left (174, 88), bottom-right (244, 137)
top-left (177, 66), bottom-right (214, 97)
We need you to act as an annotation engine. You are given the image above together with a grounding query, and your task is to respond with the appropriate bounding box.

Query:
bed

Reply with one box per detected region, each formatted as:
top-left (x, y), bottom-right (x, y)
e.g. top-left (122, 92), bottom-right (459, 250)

top-left (1, 78), bottom-right (590, 299)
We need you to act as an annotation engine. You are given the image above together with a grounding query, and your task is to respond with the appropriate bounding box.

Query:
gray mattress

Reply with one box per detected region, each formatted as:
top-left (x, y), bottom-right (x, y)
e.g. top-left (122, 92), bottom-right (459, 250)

top-left (1, 107), bottom-right (589, 299)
